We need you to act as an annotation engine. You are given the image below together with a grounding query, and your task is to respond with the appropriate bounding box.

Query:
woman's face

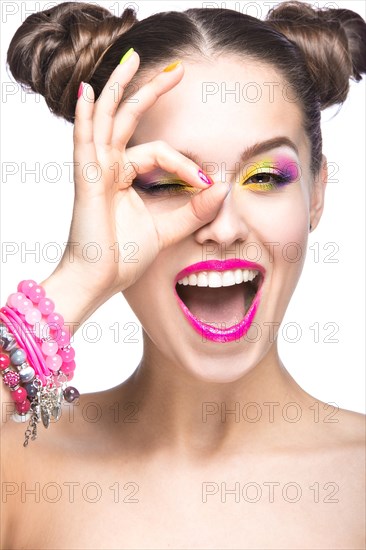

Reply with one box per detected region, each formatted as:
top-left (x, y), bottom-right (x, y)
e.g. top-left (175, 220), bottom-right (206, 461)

top-left (123, 56), bottom-right (326, 383)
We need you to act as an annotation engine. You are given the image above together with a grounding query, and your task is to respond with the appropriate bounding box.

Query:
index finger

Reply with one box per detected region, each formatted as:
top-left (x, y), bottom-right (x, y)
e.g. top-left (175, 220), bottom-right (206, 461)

top-left (92, 50), bottom-right (141, 148)
top-left (111, 61), bottom-right (185, 149)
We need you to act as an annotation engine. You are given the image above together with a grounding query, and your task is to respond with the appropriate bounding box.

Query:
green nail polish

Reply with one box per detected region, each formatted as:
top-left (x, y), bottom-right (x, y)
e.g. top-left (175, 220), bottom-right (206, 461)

top-left (119, 47), bottom-right (134, 65)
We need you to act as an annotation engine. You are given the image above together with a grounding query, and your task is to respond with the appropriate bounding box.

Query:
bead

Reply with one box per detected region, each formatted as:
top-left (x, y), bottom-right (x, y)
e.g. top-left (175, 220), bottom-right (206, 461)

top-left (45, 354), bottom-right (62, 372)
top-left (63, 386), bottom-right (80, 403)
top-left (17, 297), bottom-right (33, 315)
top-left (6, 293), bottom-right (17, 307)
top-left (33, 320), bottom-right (49, 340)
top-left (27, 285), bottom-right (46, 304)
top-left (0, 323), bottom-right (8, 336)
top-left (7, 292), bottom-right (25, 309)
top-left (0, 353), bottom-right (10, 370)
top-left (19, 279), bottom-right (37, 296)
top-left (24, 307), bottom-right (42, 325)
top-left (55, 326), bottom-right (71, 347)
top-left (3, 370), bottom-right (20, 387)
top-left (17, 280), bottom-right (27, 292)
top-left (15, 399), bottom-right (31, 413)
top-left (60, 360), bottom-right (76, 374)
top-left (47, 311), bottom-right (64, 330)
top-left (0, 333), bottom-right (17, 352)
top-left (10, 348), bottom-right (27, 366)
top-left (19, 365), bottom-right (35, 383)
top-left (25, 307), bottom-right (42, 325)
top-left (38, 297), bottom-right (55, 315)
top-left (41, 340), bottom-right (58, 356)
top-left (10, 386), bottom-right (27, 403)
top-left (65, 371), bottom-right (74, 381)
top-left (58, 347), bottom-right (75, 362)
top-left (12, 411), bottom-right (32, 423)
top-left (24, 381), bottom-right (38, 398)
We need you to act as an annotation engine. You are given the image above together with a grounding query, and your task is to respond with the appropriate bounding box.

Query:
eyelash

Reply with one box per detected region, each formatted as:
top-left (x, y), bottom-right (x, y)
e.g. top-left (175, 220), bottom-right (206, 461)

top-left (133, 171), bottom-right (292, 195)
top-left (132, 178), bottom-right (195, 196)
top-left (243, 170), bottom-right (292, 192)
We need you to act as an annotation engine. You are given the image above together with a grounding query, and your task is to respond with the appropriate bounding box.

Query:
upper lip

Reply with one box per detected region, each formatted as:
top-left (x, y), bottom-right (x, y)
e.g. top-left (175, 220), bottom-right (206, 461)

top-left (174, 259), bottom-right (266, 285)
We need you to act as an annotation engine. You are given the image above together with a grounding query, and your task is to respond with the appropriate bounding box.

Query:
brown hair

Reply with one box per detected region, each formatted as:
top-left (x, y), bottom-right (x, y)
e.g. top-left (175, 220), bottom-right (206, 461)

top-left (6, 0), bottom-right (366, 176)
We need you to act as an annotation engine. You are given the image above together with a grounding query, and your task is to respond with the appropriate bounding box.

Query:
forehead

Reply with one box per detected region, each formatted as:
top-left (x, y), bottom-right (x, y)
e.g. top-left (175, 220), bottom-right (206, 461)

top-left (129, 57), bottom-right (308, 165)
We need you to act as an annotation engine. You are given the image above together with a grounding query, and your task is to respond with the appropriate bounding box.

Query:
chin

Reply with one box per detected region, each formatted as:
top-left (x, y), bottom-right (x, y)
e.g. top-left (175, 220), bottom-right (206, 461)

top-left (148, 328), bottom-right (272, 385)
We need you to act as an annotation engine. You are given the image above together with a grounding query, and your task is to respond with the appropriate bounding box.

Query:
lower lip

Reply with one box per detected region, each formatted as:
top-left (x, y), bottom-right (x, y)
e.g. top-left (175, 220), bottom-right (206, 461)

top-left (173, 284), bottom-right (262, 343)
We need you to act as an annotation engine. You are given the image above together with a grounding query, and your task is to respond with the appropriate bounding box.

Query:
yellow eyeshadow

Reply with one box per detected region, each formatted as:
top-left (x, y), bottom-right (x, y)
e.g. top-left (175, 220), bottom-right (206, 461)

top-left (240, 159), bottom-right (274, 183)
top-left (152, 179), bottom-right (198, 193)
top-left (244, 182), bottom-right (277, 192)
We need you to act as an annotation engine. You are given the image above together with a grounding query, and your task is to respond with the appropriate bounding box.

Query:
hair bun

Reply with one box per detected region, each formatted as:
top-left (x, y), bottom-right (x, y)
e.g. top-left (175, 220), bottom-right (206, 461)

top-left (6, 1), bottom-right (138, 122)
top-left (266, 0), bottom-right (366, 109)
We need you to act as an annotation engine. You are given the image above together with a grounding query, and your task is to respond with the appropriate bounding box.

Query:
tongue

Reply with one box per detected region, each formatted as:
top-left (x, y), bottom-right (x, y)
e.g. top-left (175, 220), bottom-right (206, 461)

top-left (177, 283), bottom-right (246, 327)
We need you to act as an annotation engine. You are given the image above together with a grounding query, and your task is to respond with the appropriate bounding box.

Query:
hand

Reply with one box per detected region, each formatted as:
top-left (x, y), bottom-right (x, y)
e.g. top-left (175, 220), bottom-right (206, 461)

top-left (59, 52), bottom-right (229, 301)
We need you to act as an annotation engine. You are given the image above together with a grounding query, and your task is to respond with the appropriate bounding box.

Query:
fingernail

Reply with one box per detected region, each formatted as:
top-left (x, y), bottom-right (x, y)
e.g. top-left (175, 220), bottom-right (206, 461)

top-left (77, 82), bottom-right (84, 99)
top-left (198, 169), bottom-right (213, 185)
top-left (120, 47), bottom-right (135, 65)
top-left (163, 60), bottom-right (182, 72)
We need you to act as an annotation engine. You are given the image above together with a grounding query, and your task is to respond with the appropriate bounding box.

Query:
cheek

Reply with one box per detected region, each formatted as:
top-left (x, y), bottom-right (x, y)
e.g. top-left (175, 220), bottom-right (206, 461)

top-left (242, 190), bottom-right (309, 254)
top-left (255, 199), bottom-right (309, 308)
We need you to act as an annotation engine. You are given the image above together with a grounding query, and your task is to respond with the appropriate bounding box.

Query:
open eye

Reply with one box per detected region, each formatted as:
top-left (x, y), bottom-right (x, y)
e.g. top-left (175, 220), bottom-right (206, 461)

top-left (243, 170), bottom-right (292, 192)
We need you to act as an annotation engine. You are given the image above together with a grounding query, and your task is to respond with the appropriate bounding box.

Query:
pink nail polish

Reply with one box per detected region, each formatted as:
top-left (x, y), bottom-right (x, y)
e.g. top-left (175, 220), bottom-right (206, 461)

top-left (198, 169), bottom-right (213, 185)
top-left (77, 82), bottom-right (84, 99)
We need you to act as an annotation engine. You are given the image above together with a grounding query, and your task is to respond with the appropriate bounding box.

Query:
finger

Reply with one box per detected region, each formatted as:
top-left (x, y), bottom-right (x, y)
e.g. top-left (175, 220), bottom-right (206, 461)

top-left (73, 83), bottom-right (100, 196)
top-left (111, 63), bottom-right (184, 148)
top-left (124, 141), bottom-right (214, 191)
top-left (152, 181), bottom-right (231, 249)
top-left (92, 51), bottom-right (140, 148)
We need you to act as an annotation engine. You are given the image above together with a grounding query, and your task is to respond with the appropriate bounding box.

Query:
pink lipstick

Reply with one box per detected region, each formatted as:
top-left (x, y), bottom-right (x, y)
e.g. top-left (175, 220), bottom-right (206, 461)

top-left (173, 259), bottom-right (265, 343)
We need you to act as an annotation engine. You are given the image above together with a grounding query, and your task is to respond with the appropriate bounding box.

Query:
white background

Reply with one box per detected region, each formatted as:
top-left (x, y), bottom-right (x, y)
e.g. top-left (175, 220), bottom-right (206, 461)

top-left (1, 0), bottom-right (365, 413)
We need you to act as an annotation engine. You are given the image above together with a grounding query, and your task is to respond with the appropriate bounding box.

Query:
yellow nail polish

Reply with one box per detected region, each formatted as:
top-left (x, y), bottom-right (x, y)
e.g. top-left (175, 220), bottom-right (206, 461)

top-left (119, 47), bottom-right (134, 65)
top-left (163, 60), bottom-right (182, 72)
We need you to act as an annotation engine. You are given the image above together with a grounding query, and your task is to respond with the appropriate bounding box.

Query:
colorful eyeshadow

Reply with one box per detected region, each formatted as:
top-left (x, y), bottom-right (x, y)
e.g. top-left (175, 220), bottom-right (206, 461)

top-left (132, 154), bottom-right (300, 195)
top-left (240, 155), bottom-right (299, 192)
top-left (133, 177), bottom-right (197, 195)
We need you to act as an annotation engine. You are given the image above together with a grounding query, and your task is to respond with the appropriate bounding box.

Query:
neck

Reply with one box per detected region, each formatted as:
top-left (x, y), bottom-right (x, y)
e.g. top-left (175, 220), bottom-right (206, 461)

top-left (119, 339), bottom-right (314, 459)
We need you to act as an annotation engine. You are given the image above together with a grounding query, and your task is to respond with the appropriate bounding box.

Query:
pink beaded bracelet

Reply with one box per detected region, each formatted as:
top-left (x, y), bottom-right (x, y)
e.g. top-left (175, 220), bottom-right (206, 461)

top-left (0, 309), bottom-right (45, 383)
top-left (1, 280), bottom-right (80, 446)
top-left (0, 308), bottom-right (48, 382)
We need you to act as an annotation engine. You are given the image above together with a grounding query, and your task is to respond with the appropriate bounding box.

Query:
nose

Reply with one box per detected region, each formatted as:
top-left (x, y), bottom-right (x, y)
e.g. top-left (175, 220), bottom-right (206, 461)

top-left (194, 185), bottom-right (250, 254)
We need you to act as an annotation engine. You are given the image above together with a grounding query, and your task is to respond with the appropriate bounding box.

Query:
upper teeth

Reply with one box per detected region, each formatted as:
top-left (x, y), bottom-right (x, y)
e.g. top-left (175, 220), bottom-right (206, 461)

top-left (177, 269), bottom-right (259, 287)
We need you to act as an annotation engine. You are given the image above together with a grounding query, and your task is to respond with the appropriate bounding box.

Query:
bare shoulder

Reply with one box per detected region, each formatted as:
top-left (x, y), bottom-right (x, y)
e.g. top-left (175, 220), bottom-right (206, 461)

top-left (309, 400), bottom-right (365, 456)
top-left (310, 403), bottom-right (365, 490)
top-left (330, 405), bottom-right (365, 445)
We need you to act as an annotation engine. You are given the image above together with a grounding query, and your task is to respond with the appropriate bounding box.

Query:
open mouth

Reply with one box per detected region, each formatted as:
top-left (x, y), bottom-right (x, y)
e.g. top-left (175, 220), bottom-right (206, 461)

top-left (173, 261), bottom-right (264, 343)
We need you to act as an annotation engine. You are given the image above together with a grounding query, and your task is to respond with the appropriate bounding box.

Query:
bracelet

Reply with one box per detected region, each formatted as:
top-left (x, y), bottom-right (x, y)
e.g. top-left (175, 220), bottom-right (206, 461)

top-left (0, 280), bottom-right (80, 446)
top-left (1, 307), bottom-right (48, 383)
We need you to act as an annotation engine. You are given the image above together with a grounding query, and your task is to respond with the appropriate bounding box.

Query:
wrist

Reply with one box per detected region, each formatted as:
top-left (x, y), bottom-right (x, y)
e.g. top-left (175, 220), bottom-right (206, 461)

top-left (40, 266), bottom-right (112, 334)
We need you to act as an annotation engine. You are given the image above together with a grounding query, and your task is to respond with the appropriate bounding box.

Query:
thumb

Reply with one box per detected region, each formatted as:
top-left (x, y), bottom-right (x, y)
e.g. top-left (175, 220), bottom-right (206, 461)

top-left (153, 181), bottom-right (231, 249)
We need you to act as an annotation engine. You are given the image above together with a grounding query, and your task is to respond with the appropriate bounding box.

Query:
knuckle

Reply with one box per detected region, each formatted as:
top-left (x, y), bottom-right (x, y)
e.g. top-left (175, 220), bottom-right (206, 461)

top-left (129, 108), bottom-right (143, 123)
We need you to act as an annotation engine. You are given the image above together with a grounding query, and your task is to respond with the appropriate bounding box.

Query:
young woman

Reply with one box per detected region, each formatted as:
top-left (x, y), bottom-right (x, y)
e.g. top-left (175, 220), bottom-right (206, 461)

top-left (1, 1), bottom-right (365, 548)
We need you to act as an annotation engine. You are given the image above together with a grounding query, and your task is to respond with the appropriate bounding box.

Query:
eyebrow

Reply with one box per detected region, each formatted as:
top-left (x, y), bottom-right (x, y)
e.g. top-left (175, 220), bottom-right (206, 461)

top-left (177, 137), bottom-right (299, 165)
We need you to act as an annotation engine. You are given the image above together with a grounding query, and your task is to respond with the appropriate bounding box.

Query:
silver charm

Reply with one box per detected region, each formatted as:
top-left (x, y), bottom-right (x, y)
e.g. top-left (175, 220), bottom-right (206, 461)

top-left (41, 407), bottom-right (50, 428)
top-left (51, 403), bottom-right (62, 421)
